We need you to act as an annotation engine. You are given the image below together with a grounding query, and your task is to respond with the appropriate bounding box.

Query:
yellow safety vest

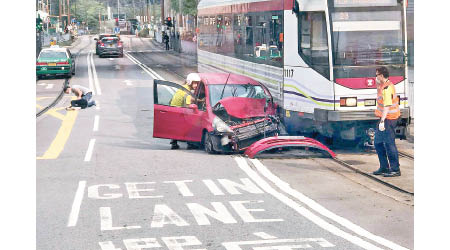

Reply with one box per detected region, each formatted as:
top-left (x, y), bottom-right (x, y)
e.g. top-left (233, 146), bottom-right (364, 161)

top-left (375, 81), bottom-right (400, 120)
top-left (170, 84), bottom-right (193, 107)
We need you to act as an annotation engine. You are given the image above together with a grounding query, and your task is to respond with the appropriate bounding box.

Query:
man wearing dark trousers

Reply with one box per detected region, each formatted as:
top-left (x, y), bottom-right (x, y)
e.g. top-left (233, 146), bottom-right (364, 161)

top-left (372, 66), bottom-right (401, 177)
top-left (64, 85), bottom-right (96, 110)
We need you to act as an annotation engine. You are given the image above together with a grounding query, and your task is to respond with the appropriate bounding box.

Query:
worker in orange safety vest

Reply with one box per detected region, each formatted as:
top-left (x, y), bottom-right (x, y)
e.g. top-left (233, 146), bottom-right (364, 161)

top-left (372, 66), bottom-right (401, 177)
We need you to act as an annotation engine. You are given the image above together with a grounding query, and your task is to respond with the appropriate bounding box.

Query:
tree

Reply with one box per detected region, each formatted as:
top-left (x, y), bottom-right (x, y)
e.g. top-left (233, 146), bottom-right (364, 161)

top-left (71, 0), bottom-right (106, 30)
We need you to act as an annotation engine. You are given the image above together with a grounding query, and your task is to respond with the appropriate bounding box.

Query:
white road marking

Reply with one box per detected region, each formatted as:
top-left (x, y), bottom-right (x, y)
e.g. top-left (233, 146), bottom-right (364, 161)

top-left (90, 52), bottom-right (102, 95)
top-left (87, 52), bottom-right (96, 95)
top-left (124, 80), bottom-right (133, 86)
top-left (109, 58), bottom-right (114, 61)
top-left (95, 100), bottom-right (100, 110)
top-left (202, 179), bottom-right (225, 196)
top-left (100, 207), bottom-right (141, 231)
top-left (125, 52), bottom-right (165, 80)
top-left (45, 83), bottom-right (54, 89)
top-left (37, 82), bottom-right (47, 86)
top-left (233, 156), bottom-right (385, 250)
top-left (93, 115), bottom-right (99, 132)
top-left (253, 232), bottom-right (278, 240)
top-left (222, 237), bottom-right (335, 249)
top-left (84, 138), bottom-right (96, 162)
top-left (249, 158), bottom-right (410, 250)
top-left (67, 180), bottom-right (86, 227)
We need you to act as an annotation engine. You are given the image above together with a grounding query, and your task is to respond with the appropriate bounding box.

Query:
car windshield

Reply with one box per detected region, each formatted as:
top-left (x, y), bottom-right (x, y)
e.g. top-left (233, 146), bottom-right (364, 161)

top-left (39, 51), bottom-right (67, 59)
top-left (209, 84), bottom-right (269, 107)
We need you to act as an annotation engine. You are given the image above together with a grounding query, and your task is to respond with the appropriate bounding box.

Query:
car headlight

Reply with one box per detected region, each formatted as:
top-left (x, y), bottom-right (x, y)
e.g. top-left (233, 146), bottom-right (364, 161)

top-left (212, 116), bottom-right (233, 133)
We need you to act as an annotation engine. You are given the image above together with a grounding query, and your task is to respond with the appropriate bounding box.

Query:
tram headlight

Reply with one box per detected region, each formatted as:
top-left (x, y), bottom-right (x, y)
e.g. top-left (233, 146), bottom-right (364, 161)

top-left (340, 97), bottom-right (357, 107)
top-left (364, 99), bottom-right (376, 106)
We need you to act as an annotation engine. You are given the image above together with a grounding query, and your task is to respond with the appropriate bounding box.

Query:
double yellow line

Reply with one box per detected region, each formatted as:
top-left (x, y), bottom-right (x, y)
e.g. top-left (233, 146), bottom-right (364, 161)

top-left (37, 97), bottom-right (78, 160)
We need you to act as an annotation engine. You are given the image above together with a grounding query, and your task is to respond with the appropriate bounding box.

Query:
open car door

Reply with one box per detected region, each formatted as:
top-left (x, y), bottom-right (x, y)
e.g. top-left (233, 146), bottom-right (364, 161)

top-left (153, 80), bottom-right (201, 141)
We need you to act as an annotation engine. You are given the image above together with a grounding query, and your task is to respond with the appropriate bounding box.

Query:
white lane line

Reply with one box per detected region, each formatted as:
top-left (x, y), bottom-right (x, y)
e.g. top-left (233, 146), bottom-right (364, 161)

top-left (95, 100), bottom-right (100, 110)
top-left (125, 52), bottom-right (165, 80)
top-left (233, 156), bottom-right (385, 250)
top-left (109, 58), bottom-right (114, 61)
top-left (249, 159), bottom-right (410, 250)
top-left (93, 115), bottom-right (99, 132)
top-left (45, 83), bottom-right (54, 89)
top-left (253, 232), bottom-right (278, 240)
top-left (87, 52), bottom-right (96, 95)
top-left (90, 52), bottom-right (102, 95)
top-left (67, 180), bottom-right (86, 227)
top-left (125, 53), bottom-right (158, 79)
top-left (84, 139), bottom-right (96, 162)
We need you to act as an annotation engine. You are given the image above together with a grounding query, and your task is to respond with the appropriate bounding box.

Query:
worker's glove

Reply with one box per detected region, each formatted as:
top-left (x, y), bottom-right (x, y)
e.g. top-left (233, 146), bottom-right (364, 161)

top-left (379, 121), bottom-right (385, 131)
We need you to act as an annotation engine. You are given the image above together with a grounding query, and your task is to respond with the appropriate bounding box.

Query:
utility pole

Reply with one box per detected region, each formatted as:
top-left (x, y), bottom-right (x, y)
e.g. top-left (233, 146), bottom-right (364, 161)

top-left (161, 0), bottom-right (165, 23)
top-left (59, 0), bottom-right (62, 32)
top-left (117, 0), bottom-right (120, 19)
top-left (146, 0), bottom-right (149, 24)
top-left (67, 0), bottom-right (70, 27)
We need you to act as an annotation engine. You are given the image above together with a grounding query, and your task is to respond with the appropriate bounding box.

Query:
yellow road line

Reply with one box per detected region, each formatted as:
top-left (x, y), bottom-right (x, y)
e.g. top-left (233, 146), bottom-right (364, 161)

top-left (36, 104), bottom-right (66, 120)
top-left (37, 109), bottom-right (78, 160)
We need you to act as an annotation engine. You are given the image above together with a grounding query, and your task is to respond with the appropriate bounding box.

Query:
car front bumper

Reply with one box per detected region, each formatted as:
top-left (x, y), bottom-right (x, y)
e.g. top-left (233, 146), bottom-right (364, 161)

top-left (36, 66), bottom-right (71, 75)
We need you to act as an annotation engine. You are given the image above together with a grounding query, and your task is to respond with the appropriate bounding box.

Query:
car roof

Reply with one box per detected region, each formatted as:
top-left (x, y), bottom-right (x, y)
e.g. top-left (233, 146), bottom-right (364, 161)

top-left (198, 73), bottom-right (261, 85)
top-left (40, 48), bottom-right (68, 52)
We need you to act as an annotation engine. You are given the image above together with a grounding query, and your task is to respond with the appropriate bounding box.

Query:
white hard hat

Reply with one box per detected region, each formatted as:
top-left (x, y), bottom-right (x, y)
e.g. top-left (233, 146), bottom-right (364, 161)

top-left (186, 73), bottom-right (201, 85)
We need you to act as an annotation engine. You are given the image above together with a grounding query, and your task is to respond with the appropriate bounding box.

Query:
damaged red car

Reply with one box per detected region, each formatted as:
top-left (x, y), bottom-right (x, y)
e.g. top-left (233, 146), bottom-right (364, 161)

top-left (153, 73), bottom-right (280, 153)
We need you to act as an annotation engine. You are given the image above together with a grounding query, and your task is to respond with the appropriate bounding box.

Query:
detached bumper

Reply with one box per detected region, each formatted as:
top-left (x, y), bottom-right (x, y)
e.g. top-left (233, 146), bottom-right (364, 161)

top-left (244, 136), bottom-right (336, 159)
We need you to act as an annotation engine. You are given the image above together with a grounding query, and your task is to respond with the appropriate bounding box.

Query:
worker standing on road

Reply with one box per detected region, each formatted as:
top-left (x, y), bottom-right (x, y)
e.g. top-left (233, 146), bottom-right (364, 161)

top-left (169, 73), bottom-right (201, 149)
top-left (372, 66), bottom-right (401, 177)
top-left (64, 85), bottom-right (96, 110)
top-left (163, 32), bottom-right (170, 50)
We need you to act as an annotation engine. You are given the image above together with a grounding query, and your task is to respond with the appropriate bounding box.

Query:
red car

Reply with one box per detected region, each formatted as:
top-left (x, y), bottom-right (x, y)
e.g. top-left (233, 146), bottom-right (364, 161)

top-left (153, 73), bottom-right (280, 153)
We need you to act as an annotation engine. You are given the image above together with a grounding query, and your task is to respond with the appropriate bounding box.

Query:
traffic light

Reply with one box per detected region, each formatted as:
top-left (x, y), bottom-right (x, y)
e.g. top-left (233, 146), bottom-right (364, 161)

top-left (36, 16), bottom-right (43, 32)
top-left (166, 17), bottom-right (172, 27)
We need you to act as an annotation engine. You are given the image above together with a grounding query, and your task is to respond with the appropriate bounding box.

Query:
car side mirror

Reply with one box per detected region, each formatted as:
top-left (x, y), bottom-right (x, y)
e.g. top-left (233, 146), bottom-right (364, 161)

top-left (188, 104), bottom-right (198, 111)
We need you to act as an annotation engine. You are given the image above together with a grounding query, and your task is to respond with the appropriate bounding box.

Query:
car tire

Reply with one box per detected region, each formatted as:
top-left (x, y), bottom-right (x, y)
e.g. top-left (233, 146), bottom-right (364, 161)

top-left (72, 67), bottom-right (75, 75)
top-left (203, 132), bottom-right (216, 154)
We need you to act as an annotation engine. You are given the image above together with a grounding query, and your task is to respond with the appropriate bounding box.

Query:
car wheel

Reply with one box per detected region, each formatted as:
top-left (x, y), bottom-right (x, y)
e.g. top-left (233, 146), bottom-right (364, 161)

top-left (72, 67), bottom-right (75, 75)
top-left (99, 54), bottom-right (103, 58)
top-left (203, 132), bottom-right (216, 154)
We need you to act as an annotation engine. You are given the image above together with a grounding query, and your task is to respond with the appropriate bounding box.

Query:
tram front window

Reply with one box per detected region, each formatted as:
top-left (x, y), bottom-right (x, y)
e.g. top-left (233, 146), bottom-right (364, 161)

top-left (332, 10), bottom-right (404, 79)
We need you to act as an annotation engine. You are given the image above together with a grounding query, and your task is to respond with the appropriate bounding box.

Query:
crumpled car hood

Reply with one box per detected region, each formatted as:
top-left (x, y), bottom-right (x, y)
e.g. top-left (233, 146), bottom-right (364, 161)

top-left (218, 97), bottom-right (267, 119)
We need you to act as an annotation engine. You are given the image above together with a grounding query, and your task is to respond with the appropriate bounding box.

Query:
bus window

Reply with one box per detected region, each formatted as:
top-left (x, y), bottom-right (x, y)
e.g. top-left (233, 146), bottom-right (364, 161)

top-left (298, 12), bottom-right (330, 79)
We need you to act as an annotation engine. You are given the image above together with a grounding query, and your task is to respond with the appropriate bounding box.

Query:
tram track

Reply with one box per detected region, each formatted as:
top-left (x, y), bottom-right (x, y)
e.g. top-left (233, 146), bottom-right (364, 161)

top-left (332, 156), bottom-right (414, 196)
top-left (398, 150), bottom-right (414, 160)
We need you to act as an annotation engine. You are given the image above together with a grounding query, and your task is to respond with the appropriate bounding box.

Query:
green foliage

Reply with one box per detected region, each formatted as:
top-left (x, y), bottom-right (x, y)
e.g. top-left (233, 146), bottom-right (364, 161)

top-left (71, 0), bottom-right (106, 28)
top-left (183, 0), bottom-right (198, 16)
top-left (171, 0), bottom-right (198, 16)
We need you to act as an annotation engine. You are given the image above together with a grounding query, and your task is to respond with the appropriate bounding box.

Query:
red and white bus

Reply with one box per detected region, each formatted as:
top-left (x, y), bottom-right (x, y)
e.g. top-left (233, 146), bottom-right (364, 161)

top-left (197, 0), bottom-right (410, 145)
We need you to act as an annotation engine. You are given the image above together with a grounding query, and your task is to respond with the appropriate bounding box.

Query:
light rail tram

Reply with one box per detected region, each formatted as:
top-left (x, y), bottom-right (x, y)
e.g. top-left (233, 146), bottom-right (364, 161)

top-left (197, 0), bottom-right (410, 146)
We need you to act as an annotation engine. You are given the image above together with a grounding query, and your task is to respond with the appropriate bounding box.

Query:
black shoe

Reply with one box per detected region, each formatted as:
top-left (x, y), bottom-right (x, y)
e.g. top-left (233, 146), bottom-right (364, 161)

top-left (373, 169), bottom-right (389, 175)
top-left (171, 144), bottom-right (180, 150)
top-left (383, 171), bottom-right (401, 177)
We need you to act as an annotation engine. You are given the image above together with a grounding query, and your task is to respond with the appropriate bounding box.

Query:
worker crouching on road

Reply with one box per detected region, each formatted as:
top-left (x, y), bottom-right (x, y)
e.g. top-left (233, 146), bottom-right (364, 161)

top-left (372, 66), bottom-right (401, 177)
top-left (169, 73), bottom-right (201, 150)
top-left (64, 85), bottom-right (96, 110)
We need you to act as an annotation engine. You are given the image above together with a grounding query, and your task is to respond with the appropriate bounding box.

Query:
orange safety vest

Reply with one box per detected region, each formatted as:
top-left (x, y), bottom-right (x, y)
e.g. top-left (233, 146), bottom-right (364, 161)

top-left (375, 80), bottom-right (400, 120)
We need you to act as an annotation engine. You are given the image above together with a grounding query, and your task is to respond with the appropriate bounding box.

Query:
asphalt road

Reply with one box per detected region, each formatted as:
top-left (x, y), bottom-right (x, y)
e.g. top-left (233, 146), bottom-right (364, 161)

top-left (36, 35), bottom-right (413, 250)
